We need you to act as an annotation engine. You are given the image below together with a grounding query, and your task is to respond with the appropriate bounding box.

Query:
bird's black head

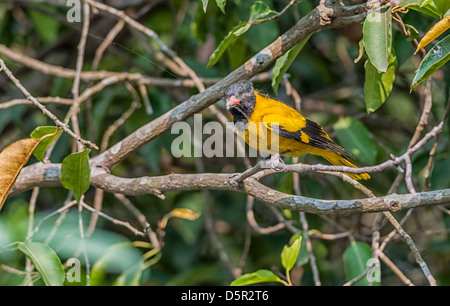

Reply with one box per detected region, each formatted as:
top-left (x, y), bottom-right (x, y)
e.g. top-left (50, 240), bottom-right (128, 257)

top-left (224, 82), bottom-right (256, 122)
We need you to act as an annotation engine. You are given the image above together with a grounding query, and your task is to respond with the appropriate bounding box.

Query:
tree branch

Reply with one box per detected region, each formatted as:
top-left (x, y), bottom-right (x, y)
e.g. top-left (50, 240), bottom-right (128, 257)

top-left (11, 162), bottom-right (450, 216)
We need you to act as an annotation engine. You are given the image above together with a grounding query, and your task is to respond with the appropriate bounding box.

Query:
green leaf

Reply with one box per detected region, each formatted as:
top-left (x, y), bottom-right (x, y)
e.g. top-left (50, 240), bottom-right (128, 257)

top-left (343, 240), bottom-right (374, 286)
top-left (249, 1), bottom-right (277, 22)
top-left (30, 126), bottom-right (62, 162)
top-left (206, 1), bottom-right (276, 68)
top-left (201, 0), bottom-right (208, 13)
top-left (281, 236), bottom-right (302, 273)
top-left (17, 241), bottom-right (65, 286)
top-left (420, 0), bottom-right (434, 7)
top-left (215, 0), bottom-right (227, 13)
top-left (207, 22), bottom-right (251, 68)
top-left (230, 269), bottom-right (284, 286)
top-left (433, 0), bottom-right (450, 17)
top-left (90, 242), bottom-right (144, 286)
top-left (397, 1), bottom-right (441, 18)
top-left (363, 7), bottom-right (392, 72)
top-left (405, 24), bottom-right (419, 41)
top-left (272, 34), bottom-right (311, 94)
top-left (411, 34), bottom-right (450, 89)
top-left (112, 261), bottom-right (144, 286)
top-left (364, 50), bottom-right (397, 113)
top-left (61, 148), bottom-right (91, 203)
top-left (295, 233), bottom-right (309, 266)
top-left (28, 10), bottom-right (59, 43)
top-left (333, 117), bottom-right (377, 165)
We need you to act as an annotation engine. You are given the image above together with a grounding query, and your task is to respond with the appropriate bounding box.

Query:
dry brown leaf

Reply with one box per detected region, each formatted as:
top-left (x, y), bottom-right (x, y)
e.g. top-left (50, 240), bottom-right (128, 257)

top-left (0, 133), bottom-right (58, 211)
top-left (0, 138), bottom-right (41, 211)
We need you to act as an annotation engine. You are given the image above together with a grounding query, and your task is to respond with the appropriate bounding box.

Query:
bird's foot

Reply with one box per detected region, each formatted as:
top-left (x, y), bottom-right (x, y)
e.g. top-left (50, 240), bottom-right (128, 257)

top-left (261, 151), bottom-right (290, 171)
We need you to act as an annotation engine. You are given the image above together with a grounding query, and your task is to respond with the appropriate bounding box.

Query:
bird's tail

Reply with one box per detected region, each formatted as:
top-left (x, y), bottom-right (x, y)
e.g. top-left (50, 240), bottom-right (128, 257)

top-left (322, 153), bottom-right (370, 181)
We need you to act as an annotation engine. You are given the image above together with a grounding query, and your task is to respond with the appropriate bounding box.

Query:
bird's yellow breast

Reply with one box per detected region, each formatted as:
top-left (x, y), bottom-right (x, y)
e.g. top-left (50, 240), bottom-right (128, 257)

top-left (237, 92), bottom-right (318, 157)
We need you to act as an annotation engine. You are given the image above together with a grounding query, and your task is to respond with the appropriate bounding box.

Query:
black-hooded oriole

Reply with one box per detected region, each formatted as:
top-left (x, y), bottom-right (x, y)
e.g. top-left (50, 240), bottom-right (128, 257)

top-left (225, 82), bottom-right (370, 181)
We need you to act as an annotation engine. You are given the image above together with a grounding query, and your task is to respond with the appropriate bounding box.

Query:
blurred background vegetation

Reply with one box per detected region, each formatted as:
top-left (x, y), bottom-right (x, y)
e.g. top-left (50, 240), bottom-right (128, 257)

top-left (0, 0), bottom-right (449, 286)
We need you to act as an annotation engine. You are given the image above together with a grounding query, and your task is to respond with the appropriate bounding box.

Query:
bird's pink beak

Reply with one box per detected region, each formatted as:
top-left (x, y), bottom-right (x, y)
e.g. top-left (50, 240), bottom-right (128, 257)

top-left (226, 95), bottom-right (240, 108)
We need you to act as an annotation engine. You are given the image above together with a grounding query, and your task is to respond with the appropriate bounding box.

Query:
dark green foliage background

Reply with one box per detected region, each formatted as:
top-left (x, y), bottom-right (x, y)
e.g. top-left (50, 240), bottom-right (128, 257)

top-left (0, 0), bottom-right (448, 286)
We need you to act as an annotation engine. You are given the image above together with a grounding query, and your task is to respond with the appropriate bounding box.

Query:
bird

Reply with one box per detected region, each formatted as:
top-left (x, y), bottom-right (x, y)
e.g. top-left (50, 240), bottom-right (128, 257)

top-left (224, 81), bottom-right (370, 181)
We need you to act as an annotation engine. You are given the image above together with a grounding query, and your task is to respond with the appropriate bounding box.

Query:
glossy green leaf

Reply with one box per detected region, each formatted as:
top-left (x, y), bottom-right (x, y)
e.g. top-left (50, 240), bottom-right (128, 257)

top-left (397, 0), bottom-right (441, 18)
top-left (420, 0), bottom-right (434, 6)
top-left (207, 22), bottom-right (251, 69)
top-left (201, 0), bottom-right (208, 12)
top-left (343, 240), bottom-right (374, 286)
top-left (207, 1), bottom-right (276, 68)
top-left (411, 34), bottom-right (450, 89)
top-left (333, 117), bottom-right (377, 165)
top-left (230, 269), bottom-right (284, 286)
top-left (363, 7), bottom-right (392, 72)
top-left (281, 236), bottom-right (302, 273)
top-left (405, 24), bottom-right (419, 41)
top-left (364, 51), bottom-right (397, 113)
top-left (112, 262), bottom-right (144, 286)
top-left (215, 0), bottom-right (227, 13)
top-left (249, 1), bottom-right (277, 22)
top-left (17, 241), bottom-right (65, 286)
top-left (90, 242), bottom-right (144, 286)
top-left (28, 9), bottom-right (59, 43)
top-left (272, 34), bottom-right (311, 94)
top-left (295, 232), bottom-right (309, 266)
top-left (30, 126), bottom-right (62, 162)
top-left (433, 0), bottom-right (450, 17)
top-left (61, 148), bottom-right (91, 203)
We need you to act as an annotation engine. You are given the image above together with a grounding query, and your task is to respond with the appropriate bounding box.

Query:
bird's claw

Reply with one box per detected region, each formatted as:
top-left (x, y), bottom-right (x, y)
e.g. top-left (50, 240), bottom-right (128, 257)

top-left (262, 153), bottom-right (287, 171)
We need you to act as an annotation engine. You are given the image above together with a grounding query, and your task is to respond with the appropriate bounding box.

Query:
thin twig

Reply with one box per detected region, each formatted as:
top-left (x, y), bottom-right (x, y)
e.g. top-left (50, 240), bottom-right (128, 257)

top-left (424, 97), bottom-right (450, 190)
top-left (87, 0), bottom-right (205, 92)
top-left (292, 155), bottom-right (321, 286)
top-left (194, 152), bottom-right (241, 279)
top-left (377, 250), bottom-right (414, 286)
top-left (114, 193), bottom-right (161, 250)
top-left (239, 223), bottom-right (252, 271)
top-left (101, 82), bottom-right (141, 151)
top-left (246, 196), bottom-right (286, 234)
top-left (299, 211), bottom-right (321, 286)
top-left (24, 187), bottom-right (40, 285)
top-left (0, 96), bottom-right (73, 109)
top-left (71, 0), bottom-right (90, 100)
top-left (382, 211), bottom-right (437, 286)
top-left (69, 1), bottom-right (91, 152)
top-left (343, 262), bottom-right (376, 286)
top-left (408, 77), bottom-right (433, 149)
top-left (92, 19), bottom-right (125, 71)
top-left (246, 121), bottom-right (444, 181)
top-left (252, 0), bottom-right (298, 24)
top-left (77, 201), bottom-right (91, 286)
top-left (404, 154), bottom-right (416, 194)
top-left (81, 201), bottom-right (146, 237)
top-left (379, 209), bottom-right (413, 252)
top-left (0, 59), bottom-right (98, 149)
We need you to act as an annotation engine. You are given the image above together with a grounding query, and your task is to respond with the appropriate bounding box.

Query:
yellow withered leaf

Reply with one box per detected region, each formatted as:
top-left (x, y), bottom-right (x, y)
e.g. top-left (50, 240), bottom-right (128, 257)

top-left (158, 208), bottom-right (201, 229)
top-left (415, 16), bottom-right (450, 54)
